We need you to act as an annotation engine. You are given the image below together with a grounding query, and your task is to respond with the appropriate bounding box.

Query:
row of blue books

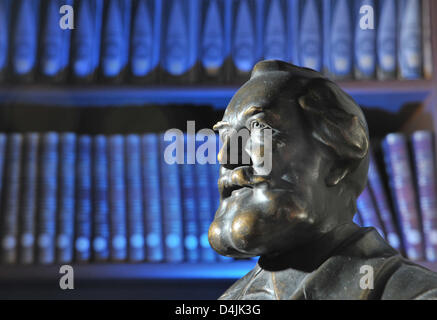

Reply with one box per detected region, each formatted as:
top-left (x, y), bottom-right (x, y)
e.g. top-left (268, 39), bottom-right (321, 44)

top-left (0, 132), bottom-right (235, 264)
top-left (355, 131), bottom-right (437, 262)
top-left (1, 129), bottom-right (436, 264)
top-left (0, 0), bottom-right (432, 84)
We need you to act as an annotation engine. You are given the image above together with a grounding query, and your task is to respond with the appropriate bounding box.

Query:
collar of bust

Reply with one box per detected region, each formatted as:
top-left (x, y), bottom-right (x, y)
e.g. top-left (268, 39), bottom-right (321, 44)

top-left (257, 223), bottom-right (365, 273)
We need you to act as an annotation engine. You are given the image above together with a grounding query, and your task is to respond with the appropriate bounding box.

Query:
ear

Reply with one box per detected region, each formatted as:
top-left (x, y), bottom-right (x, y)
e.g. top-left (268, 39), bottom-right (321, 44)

top-left (297, 78), bottom-right (369, 186)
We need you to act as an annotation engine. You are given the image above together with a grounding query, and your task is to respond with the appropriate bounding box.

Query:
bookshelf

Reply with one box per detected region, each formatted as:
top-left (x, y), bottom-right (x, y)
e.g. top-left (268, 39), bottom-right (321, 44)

top-left (0, 80), bottom-right (432, 112)
top-left (0, 0), bottom-right (436, 300)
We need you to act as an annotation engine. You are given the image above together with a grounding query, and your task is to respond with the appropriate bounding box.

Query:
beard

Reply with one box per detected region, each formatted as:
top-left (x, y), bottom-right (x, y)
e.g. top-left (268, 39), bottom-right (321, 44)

top-left (208, 185), bottom-right (317, 258)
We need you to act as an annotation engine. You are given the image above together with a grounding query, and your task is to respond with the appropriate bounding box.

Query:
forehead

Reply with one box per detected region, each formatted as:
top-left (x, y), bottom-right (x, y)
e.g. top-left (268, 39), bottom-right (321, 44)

top-left (222, 73), bottom-right (304, 125)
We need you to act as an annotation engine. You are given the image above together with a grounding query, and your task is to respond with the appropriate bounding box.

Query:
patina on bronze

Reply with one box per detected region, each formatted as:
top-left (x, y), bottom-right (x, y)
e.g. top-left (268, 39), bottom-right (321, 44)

top-left (209, 60), bottom-right (437, 300)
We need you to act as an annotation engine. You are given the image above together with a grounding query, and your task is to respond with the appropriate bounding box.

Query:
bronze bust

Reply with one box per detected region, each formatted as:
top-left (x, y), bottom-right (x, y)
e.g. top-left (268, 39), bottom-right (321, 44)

top-left (208, 60), bottom-right (437, 300)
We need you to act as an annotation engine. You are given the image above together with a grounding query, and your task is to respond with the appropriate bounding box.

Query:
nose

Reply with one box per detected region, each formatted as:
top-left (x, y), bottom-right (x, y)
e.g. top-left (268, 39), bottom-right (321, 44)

top-left (217, 135), bottom-right (252, 170)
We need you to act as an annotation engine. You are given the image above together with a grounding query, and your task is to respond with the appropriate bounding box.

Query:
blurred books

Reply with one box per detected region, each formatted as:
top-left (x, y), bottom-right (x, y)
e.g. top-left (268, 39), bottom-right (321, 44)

top-left (0, 132), bottom-right (226, 264)
top-left (355, 131), bottom-right (437, 262)
top-left (0, 0), bottom-right (432, 85)
top-left (0, 130), bottom-right (436, 264)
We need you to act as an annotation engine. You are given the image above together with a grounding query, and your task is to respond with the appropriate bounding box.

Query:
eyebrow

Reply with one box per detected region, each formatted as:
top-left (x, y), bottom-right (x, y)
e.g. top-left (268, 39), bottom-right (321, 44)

top-left (243, 106), bottom-right (264, 118)
top-left (213, 106), bottom-right (265, 131)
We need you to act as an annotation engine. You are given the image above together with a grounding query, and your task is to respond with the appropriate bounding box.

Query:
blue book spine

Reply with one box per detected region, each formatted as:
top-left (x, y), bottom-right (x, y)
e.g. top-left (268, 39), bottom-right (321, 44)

top-left (224, 0), bottom-right (232, 73)
top-left (161, 0), bottom-right (199, 83)
top-left (200, 0), bottom-right (228, 81)
top-left (422, 0), bottom-right (433, 79)
top-left (162, 0), bottom-right (189, 77)
top-left (263, 0), bottom-right (288, 62)
top-left (56, 133), bottom-right (76, 263)
top-left (159, 133), bottom-right (183, 262)
top-left (356, 185), bottom-right (385, 238)
top-left (125, 134), bottom-right (145, 262)
top-left (1, 134), bottom-right (23, 264)
top-left (230, 0), bottom-right (262, 82)
top-left (37, 132), bottom-right (58, 265)
top-left (289, 0), bottom-right (299, 65)
top-left (101, 0), bottom-right (131, 81)
top-left (72, 0), bottom-right (103, 81)
top-left (0, 135), bottom-right (6, 245)
top-left (18, 133), bottom-right (38, 264)
top-left (108, 135), bottom-right (127, 261)
top-left (92, 135), bottom-right (110, 261)
top-left (0, 0), bottom-right (11, 80)
top-left (328, 0), bottom-right (353, 79)
top-left (255, 0), bottom-right (263, 70)
top-left (130, 0), bottom-right (162, 81)
top-left (75, 135), bottom-right (92, 262)
top-left (180, 133), bottom-right (199, 262)
top-left (398, 0), bottom-right (423, 79)
top-left (297, 0), bottom-right (323, 71)
top-left (382, 133), bottom-right (424, 260)
top-left (367, 150), bottom-right (402, 251)
top-left (40, 0), bottom-right (73, 81)
top-left (377, 0), bottom-right (397, 80)
top-left (411, 131), bottom-right (437, 261)
top-left (188, 0), bottom-right (200, 80)
top-left (141, 134), bottom-right (164, 262)
top-left (11, 0), bottom-right (41, 82)
top-left (322, 0), bottom-right (332, 75)
top-left (195, 137), bottom-right (216, 262)
top-left (354, 0), bottom-right (376, 79)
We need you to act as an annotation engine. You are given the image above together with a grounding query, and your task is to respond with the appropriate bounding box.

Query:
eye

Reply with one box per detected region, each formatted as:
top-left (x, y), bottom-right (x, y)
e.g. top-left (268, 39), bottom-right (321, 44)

top-left (250, 120), bottom-right (282, 141)
top-left (250, 120), bottom-right (268, 131)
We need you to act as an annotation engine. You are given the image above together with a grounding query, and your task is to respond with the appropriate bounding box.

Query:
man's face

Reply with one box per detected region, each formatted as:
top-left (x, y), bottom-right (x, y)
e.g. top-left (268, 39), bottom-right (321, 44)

top-left (209, 73), bottom-right (330, 258)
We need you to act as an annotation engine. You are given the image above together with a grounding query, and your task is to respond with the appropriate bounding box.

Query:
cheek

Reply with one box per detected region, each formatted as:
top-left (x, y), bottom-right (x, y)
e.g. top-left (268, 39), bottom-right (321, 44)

top-left (246, 137), bottom-right (289, 176)
top-left (208, 220), bottom-right (229, 255)
top-left (208, 196), bottom-right (247, 256)
top-left (230, 211), bottom-right (261, 252)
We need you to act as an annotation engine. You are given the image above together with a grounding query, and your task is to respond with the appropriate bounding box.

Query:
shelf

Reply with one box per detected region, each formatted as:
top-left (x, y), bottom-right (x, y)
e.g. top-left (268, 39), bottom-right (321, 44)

top-left (0, 260), bottom-right (435, 299)
top-left (340, 79), bottom-right (432, 113)
top-left (0, 260), bottom-right (258, 281)
top-left (0, 80), bottom-right (432, 112)
top-left (0, 85), bottom-right (238, 109)
top-left (339, 79), bottom-right (432, 94)
top-left (0, 259), bottom-right (435, 282)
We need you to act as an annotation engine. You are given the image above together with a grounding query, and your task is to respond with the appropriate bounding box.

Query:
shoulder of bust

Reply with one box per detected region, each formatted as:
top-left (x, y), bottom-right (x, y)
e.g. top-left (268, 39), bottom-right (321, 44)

top-left (381, 260), bottom-right (437, 300)
top-left (218, 263), bottom-right (262, 300)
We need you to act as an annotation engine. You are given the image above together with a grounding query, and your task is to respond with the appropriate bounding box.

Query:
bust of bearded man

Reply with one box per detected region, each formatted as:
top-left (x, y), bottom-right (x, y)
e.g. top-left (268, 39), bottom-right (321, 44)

top-left (208, 60), bottom-right (437, 300)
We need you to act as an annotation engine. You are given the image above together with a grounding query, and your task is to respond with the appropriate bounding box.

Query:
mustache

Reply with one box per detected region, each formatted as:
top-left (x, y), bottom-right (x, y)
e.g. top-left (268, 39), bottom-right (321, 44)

top-left (218, 166), bottom-right (270, 198)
